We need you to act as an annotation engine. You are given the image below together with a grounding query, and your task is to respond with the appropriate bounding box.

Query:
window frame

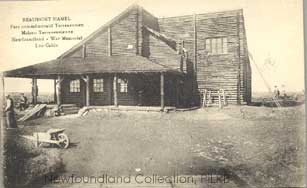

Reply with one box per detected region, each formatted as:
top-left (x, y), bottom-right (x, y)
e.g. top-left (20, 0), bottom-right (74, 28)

top-left (93, 78), bottom-right (104, 93)
top-left (69, 79), bottom-right (81, 93)
top-left (205, 37), bottom-right (228, 55)
top-left (118, 78), bottom-right (128, 93)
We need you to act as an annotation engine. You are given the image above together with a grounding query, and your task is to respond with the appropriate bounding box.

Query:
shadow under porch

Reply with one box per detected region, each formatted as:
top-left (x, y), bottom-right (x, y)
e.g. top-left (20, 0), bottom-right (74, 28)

top-left (59, 72), bottom-right (184, 109)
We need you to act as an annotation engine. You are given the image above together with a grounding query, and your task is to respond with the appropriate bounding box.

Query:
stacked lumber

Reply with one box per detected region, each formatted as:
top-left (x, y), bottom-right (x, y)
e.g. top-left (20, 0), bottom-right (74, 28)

top-left (18, 104), bottom-right (47, 122)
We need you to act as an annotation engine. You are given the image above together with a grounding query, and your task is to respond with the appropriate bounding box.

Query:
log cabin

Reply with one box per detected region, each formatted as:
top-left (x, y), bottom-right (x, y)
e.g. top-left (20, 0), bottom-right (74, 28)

top-left (4, 4), bottom-right (252, 109)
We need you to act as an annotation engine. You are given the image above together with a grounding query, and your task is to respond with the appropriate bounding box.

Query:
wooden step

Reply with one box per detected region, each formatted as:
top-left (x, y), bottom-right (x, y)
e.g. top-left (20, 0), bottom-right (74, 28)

top-left (63, 109), bottom-right (80, 114)
top-left (60, 104), bottom-right (78, 107)
top-left (60, 104), bottom-right (80, 115)
top-left (62, 107), bottom-right (80, 110)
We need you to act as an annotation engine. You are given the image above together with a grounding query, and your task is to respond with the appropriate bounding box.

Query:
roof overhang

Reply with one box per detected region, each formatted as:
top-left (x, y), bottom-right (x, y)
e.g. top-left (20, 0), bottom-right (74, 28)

top-left (4, 56), bottom-right (183, 79)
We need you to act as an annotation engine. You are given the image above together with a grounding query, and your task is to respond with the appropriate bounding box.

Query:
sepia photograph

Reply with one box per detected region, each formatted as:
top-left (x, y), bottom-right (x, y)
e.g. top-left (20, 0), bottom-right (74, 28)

top-left (0, 0), bottom-right (305, 187)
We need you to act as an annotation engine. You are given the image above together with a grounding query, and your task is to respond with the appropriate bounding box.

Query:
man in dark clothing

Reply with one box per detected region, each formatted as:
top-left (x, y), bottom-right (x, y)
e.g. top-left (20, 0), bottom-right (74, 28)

top-left (5, 95), bottom-right (17, 128)
top-left (19, 93), bottom-right (28, 111)
top-left (273, 86), bottom-right (280, 99)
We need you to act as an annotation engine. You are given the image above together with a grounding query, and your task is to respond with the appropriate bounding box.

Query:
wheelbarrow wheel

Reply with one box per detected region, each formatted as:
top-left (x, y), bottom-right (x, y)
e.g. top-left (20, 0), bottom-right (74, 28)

top-left (57, 133), bottom-right (70, 149)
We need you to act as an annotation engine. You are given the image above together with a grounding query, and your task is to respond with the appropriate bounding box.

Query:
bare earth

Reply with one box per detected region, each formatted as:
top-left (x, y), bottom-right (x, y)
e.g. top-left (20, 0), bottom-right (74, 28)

top-left (20, 105), bottom-right (306, 188)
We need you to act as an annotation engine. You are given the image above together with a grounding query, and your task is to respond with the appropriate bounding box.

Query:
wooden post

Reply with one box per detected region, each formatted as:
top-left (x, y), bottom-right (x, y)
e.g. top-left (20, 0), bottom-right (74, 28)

top-left (203, 89), bottom-right (207, 108)
top-left (193, 14), bottom-right (198, 78)
top-left (236, 12), bottom-right (241, 104)
top-left (221, 89), bottom-right (227, 106)
top-left (0, 72), bottom-right (6, 188)
top-left (1, 73), bottom-right (6, 127)
top-left (207, 91), bottom-right (212, 107)
top-left (218, 90), bottom-right (222, 109)
top-left (54, 79), bottom-right (57, 103)
top-left (32, 77), bottom-right (38, 104)
top-left (86, 75), bottom-right (90, 106)
top-left (175, 79), bottom-right (179, 107)
top-left (135, 6), bottom-right (139, 55)
top-left (113, 74), bottom-right (118, 107)
top-left (56, 75), bottom-right (62, 106)
top-left (160, 72), bottom-right (165, 110)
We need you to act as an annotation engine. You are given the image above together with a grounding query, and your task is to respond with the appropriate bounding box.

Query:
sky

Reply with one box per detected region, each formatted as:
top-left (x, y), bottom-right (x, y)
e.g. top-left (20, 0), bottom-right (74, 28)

top-left (0, 0), bottom-right (304, 93)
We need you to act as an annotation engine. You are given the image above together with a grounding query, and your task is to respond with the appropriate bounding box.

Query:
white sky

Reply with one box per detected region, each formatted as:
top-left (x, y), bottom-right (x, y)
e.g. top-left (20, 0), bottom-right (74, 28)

top-left (0, 0), bottom-right (304, 93)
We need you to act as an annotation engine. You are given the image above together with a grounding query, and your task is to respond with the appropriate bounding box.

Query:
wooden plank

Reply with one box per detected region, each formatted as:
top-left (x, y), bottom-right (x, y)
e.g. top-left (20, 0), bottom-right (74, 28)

top-left (18, 105), bottom-right (40, 121)
top-left (18, 104), bottom-right (47, 122)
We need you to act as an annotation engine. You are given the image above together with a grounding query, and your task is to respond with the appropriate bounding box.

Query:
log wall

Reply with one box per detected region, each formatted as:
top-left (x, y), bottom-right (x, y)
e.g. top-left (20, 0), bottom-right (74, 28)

top-left (65, 9), bottom-right (139, 58)
top-left (89, 75), bottom-right (113, 106)
top-left (86, 31), bottom-right (109, 57)
top-left (61, 76), bottom-right (86, 107)
top-left (158, 9), bottom-right (251, 104)
top-left (146, 33), bottom-right (181, 69)
top-left (61, 7), bottom-right (251, 106)
top-left (111, 9), bottom-right (138, 56)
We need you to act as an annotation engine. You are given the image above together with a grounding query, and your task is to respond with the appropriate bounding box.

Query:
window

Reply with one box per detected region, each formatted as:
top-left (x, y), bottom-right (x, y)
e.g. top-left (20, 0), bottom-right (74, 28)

top-left (69, 79), bottom-right (80, 93)
top-left (118, 78), bottom-right (128, 93)
top-left (93, 78), bottom-right (104, 92)
top-left (205, 37), bottom-right (228, 54)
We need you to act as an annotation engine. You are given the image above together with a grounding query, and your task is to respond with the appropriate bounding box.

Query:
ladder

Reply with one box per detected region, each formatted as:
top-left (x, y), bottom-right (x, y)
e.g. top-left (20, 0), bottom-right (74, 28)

top-left (201, 89), bottom-right (226, 108)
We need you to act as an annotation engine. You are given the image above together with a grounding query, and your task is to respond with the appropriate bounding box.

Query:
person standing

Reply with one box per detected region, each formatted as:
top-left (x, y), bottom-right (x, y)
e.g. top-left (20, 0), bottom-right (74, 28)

top-left (273, 86), bottom-right (280, 99)
top-left (19, 93), bottom-right (28, 111)
top-left (5, 95), bottom-right (17, 128)
top-left (281, 84), bottom-right (287, 98)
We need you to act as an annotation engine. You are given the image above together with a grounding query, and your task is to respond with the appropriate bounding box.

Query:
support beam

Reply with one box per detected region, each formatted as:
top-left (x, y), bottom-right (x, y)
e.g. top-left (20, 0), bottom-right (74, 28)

top-left (31, 77), bottom-right (38, 104)
top-left (135, 7), bottom-right (139, 55)
top-left (85, 75), bottom-right (90, 106)
top-left (193, 14), bottom-right (198, 78)
top-left (54, 79), bottom-right (57, 103)
top-left (1, 73), bottom-right (6, 127)
top-left (113, 74), bottom-right (118, 107)
top-left (0, 72), bottom-right (6, 188)
top-left (160, 72), bottom-right (165, 110)
top-left (236, 12), bottom-right (241, 104)
top-left (218, 90), bottom-right (222, 109)
top-left (193, 14), bottom-right (198, 102)
top-left (175, 79), bottom-right (179, 107)
top-left (56, 75), bottom-right (62, 106)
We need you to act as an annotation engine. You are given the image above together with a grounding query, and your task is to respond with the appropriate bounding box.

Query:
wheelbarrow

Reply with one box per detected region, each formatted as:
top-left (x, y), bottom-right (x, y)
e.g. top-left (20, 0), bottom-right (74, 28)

top-left (21, 128), bottom-right (70, 149)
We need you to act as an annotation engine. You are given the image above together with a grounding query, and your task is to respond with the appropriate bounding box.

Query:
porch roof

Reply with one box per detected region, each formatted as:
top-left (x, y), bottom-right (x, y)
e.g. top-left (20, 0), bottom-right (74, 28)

top-left (4, 56), bottom-right (182, 79)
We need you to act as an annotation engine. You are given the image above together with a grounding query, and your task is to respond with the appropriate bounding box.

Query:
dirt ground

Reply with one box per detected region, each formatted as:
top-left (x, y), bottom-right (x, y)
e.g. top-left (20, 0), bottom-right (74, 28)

top-left (19, 105), bottom-right (306, 188)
